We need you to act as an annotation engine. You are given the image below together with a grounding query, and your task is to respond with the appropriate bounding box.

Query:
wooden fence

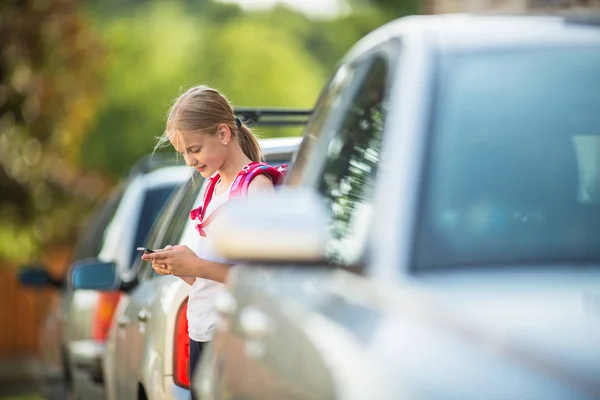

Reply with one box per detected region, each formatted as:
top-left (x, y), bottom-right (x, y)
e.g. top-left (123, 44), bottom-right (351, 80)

top-left (0, 246), bottom-right (71, 358)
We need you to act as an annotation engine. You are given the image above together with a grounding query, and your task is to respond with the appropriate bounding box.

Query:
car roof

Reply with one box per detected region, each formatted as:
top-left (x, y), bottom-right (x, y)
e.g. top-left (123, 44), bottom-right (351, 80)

top-left (344, 14), bottom-right (600, 61)
top-left (260, 136), bottom-right (302, 153)
top-left (260, 136), bottom-right (302, 162)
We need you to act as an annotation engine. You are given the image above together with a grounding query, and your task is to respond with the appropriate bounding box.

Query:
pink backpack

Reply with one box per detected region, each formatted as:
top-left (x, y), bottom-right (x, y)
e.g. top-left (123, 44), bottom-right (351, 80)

top-left (189, 162), bottom-right (287, 237)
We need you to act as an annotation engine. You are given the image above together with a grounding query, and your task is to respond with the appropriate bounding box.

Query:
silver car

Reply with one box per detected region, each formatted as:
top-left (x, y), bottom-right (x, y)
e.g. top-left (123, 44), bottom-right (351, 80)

top-left (19, 156), bottom-right (189, 400)
top-left (71, 137), bottom-right (301, 400)
top-left (196, 14), bottom-right (600, 400)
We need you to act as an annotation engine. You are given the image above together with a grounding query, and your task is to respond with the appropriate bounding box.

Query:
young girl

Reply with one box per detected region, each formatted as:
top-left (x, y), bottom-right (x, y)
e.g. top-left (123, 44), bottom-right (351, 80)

top-left (141, 85), bottom-right (276, 383)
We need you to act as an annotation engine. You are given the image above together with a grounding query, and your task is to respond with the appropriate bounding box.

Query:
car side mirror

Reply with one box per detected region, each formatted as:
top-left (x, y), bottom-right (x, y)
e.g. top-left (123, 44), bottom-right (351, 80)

top-left (69, 258), bottom-right (120, 291)
top-left (18, 266), bottom-right (62, 289)
top-left (212, 188), bottom-right (328, 264)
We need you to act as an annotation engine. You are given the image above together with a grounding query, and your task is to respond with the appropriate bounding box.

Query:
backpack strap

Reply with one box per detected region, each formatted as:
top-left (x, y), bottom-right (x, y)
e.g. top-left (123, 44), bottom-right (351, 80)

top-left (200, 175), bottom-right (220, 222)
top-left (189, 174), bottom-right (220, 237)
top-left (228, 162), bottom-right (286, 200)
top-left (191, 163), bottom-right (287, 237)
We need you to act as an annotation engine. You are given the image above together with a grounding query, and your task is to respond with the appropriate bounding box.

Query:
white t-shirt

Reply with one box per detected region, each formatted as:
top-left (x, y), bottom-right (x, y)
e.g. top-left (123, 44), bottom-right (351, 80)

top-left (186, 179), bottom-right (232, 342)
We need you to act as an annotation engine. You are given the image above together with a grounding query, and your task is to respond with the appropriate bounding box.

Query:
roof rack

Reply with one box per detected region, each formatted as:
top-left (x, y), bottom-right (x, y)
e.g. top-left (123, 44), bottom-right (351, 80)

top-left (234, 108), bottom-right (313, 126)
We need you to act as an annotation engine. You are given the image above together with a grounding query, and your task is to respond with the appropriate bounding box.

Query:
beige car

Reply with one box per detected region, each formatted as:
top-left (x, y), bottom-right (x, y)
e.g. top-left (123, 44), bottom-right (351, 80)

top-left (20, 156), bottom-right (189, 400)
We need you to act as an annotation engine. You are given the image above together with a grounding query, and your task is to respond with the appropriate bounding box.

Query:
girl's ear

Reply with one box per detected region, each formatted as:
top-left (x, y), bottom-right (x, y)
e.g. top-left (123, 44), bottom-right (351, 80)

top-left (218, 124), bottom-right (232, 145)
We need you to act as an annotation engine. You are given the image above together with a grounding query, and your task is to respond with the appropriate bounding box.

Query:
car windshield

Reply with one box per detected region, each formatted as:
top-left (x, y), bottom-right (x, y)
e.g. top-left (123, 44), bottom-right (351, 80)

top-left (416, 47), bottom-right (600, 268)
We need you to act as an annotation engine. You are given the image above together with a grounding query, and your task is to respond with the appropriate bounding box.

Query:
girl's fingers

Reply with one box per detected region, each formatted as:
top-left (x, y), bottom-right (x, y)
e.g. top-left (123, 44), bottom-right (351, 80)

top-left (140, 245), bottom-right (174, 260)
top-left (152, 265), bottom-right (169, 275)
top-left (141, 252), bottom-right (169, 261)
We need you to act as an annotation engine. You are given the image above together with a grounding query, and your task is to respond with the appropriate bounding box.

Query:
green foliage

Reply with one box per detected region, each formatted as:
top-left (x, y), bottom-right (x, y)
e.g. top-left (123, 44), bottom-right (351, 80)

top-left (0, 395), bottom-right (42, 400)
top-left (80, 0), bottom-right (420, 178)
top-left (0, 0), bottom-right (105, 263)
top-left (81, 2), bottom-right (205, 176)
top-left (0, 0), bottom-right (420, 264)
top-left (81, 1), bottom-right (331, 177)
top-left (348, 0), bottom-right (422, 19)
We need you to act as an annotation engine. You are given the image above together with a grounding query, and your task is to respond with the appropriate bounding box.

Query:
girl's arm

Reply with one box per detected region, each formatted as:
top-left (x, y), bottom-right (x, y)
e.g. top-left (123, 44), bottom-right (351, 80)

top-left (193, 174), bottom-right (275, 283)
top-left (142, 175), bottom-right (275, 283)
top-left (143, 246), bottom-right (232, 284)
top-left (247, 174), bottom-right (276, 197)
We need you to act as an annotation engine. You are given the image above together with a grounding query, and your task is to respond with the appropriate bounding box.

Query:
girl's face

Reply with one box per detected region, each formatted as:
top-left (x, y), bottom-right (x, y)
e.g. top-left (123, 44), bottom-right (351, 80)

top-left (170, 127), bottom-right (230, 178)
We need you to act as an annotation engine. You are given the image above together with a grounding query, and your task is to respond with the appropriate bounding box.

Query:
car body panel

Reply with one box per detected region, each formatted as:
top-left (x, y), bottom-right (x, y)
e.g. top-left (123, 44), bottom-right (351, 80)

top-left (195, 14), bottom-right (600, 400)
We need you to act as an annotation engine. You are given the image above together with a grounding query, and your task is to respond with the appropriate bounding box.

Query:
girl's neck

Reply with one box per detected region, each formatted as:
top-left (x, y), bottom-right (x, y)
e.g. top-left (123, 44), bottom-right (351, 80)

top-left (217, 144), bottom-right (252, 187)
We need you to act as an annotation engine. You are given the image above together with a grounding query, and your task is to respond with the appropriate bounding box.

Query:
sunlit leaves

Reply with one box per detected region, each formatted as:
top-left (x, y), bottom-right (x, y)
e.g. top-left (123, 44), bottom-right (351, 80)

top-left (0, 0), bottom-right (106, 263)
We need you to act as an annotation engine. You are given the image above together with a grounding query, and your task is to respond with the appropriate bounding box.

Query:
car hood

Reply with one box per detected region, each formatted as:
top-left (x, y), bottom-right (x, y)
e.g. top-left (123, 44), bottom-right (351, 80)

top-left (368, 268), bottom-right (600, 400)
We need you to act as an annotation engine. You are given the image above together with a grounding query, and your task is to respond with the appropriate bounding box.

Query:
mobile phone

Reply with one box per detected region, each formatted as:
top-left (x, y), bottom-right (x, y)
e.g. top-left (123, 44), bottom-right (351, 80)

top-left (136, 247), bottom-right (155, 254)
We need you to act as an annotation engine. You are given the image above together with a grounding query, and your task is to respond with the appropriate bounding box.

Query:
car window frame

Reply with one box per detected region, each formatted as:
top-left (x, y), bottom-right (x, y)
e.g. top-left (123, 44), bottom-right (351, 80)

top-left (128, 184), bottom-right (182, 268)
top-left (133, 174), bottom-right (204, 283)
top-left (302, 43), bottom-right (399, 270)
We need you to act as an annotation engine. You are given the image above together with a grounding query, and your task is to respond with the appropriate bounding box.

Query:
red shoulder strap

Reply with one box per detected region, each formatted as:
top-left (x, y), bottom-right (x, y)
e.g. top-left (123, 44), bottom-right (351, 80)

top-left (189, 174), bottom-right (220, 237)
top-left (228, 162), bottom-right (285, 200)
top-left (200, 174), bottom-right (220, 222)
top-left (191, 163), bottom-right (286, 237)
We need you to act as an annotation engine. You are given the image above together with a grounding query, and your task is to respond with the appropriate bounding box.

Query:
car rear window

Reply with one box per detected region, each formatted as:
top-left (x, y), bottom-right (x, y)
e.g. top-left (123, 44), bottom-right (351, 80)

top-left (416, 48), bottom-right (600, 268)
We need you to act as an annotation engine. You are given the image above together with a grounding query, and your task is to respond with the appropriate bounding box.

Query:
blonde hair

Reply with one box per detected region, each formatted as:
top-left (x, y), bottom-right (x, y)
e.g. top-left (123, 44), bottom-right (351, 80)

top-left (157, 85), bottom-right (262, 162)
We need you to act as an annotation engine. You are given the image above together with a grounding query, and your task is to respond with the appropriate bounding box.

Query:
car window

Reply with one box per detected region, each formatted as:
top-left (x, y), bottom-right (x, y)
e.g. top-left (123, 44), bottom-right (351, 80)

top-left (163, 178), bottom-right (204, 247)
top-left (316, 55), bottom-right (390, 266)
top-left (129, 185), bottom-right (181, 266)
top-left (287, 64), bottom-right (358, 186)
top-left (72, 184), bottom-right (126, 260)
top-left (137, 174), bottom-right (204, 281)
top-left (416, 48), bottom-right (600, 268)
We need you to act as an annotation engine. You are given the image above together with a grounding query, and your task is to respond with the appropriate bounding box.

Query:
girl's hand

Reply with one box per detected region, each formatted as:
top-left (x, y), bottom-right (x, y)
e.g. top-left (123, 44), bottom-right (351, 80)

top-left (141, 245), bottom-right (200, 277)
top-left (149, 245), bottom-right (172, 275)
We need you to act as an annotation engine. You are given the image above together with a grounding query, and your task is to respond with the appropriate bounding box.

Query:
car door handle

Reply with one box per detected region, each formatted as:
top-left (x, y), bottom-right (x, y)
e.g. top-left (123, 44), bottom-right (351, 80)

top-left (117, 315), bottom-right (130, 328)
top-left (239, 306), bottom-right (270, 341)
top-left (137, 309), bottom-right (150, 323)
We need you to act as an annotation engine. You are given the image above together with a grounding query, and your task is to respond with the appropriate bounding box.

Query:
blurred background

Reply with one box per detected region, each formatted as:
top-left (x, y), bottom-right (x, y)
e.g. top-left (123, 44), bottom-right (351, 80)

top-left (0, 0), bottom-right (597, 398)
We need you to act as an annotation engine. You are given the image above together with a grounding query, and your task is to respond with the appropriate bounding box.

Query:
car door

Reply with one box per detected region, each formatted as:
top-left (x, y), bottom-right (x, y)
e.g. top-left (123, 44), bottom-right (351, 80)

top-left (110, 176), bottom-right (201, 399)
top-left (104, 182), bottom-right (178, 399)
top-left (210, 46), bottom-right (396, 400)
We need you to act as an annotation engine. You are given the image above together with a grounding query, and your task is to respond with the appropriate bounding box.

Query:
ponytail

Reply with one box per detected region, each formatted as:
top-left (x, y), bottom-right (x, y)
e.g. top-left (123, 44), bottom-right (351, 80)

top-left (237, 124), bottom-right (262, 162)
top-left (164, 84), bottom-right (264, 163)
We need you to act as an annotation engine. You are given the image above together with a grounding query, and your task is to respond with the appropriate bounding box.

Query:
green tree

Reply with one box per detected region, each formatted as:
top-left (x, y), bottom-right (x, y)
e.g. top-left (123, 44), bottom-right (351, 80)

top-left (0, 0), bottom-right (105, 264)
top-left (348, 0), bottom-right (422, 19)
top-left (81, 1), bottom-right (327, 177)
top-left (80, 2), bottom-right (204, 176)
